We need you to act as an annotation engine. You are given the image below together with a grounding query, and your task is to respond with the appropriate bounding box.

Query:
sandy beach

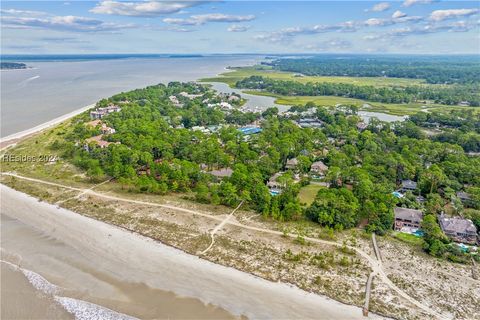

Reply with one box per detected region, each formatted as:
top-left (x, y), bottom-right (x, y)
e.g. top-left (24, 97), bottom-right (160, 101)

top-left (0, 184), bottom-right (378, 319)
top-left (0, 103), bottom-right (94, 149)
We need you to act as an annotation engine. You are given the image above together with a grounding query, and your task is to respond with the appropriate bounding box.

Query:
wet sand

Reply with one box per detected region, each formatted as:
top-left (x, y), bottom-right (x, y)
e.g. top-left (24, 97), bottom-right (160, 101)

top-left (0, 184), bottom-right (376, 319)
top-left (1, 264), bottom-right (73, 320)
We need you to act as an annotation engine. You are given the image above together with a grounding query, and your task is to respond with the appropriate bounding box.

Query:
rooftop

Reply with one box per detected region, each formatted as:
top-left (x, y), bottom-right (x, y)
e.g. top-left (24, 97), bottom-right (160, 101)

top-left (439, 215), bottom-right (477, 235)
top-left (394, 207), bottom-right (423, 222)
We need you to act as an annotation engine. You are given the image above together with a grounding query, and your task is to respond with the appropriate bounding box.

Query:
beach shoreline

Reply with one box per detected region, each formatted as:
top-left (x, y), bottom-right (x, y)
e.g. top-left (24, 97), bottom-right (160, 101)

top-left (0, 103), bottom-right (94, 149)
top-left (0, 183), bottom-right (376, 319)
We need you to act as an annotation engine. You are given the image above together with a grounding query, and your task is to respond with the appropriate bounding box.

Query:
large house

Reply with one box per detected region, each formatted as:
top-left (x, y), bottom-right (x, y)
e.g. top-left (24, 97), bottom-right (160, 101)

top-left (398, 180), bottom-right (418, 193)
top-left (310, 161), bottom-right (328, 178)
top-left (438, 215), bottom-right (478, 245)
top-left (285, 158), bottom-right (299, 170)
top-left (394, 207), bottom-right (423, 232)
top-left (89, 105), bottom-right (121, 119)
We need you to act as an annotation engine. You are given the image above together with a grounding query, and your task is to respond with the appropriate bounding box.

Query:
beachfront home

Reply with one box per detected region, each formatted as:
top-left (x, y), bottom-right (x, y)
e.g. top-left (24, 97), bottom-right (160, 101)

top-left (394, 207), bottom-right (423, 232)
top-left (398, 180), bottom-right (418, 193)
top-left (310, 161), bottom-right (328, 178)
top-left (89, 105), bottom-right (121, 119)
top-left (285, 158), bottom-right (299, 170)
top-left (267, 172), bottom-right (285, 195)
top-left (438, 215), bottom-right (478, 244)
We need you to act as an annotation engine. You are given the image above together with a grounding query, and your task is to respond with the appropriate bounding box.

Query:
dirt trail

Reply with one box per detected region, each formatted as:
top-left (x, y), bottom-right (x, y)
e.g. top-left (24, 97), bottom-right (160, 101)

top-left (1, 172), bottom-right (446, 319)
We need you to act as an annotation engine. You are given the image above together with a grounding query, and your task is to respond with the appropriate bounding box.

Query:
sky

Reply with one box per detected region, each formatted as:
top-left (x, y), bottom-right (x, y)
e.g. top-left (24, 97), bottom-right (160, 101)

top-left (1, 0), bottom-right (479, 54)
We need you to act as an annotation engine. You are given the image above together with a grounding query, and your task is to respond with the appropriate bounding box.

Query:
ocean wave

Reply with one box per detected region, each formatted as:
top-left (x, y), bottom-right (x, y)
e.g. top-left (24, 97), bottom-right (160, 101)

top-left (1, 259), bottom-right (60, 295)
top-left (1, 260), bottom-right (136, 320)
top-left (54, 296), bottom-right (138, 320)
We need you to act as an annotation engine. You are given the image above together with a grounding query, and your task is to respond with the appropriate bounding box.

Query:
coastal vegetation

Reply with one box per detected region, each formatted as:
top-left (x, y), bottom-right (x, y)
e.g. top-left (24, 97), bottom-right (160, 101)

top-left (266, 56), bottom-right (480, 85)
top-left (2, 81), bottom-right (479, 262)
top-left (236, 75), bottom-right (480, 106)
top-left (2, 77), bottom-right (479, 319)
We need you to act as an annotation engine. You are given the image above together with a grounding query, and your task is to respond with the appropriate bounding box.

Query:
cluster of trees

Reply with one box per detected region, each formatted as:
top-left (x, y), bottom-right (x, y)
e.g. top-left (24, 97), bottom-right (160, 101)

top-left (410, 111), bottom-right (480, 152)
top-left (266, 56), bottom-right (480, 84)
top-left (236, 76), bottom-right (480, 106)
top-left (53, 82), bottom-right (480, 254)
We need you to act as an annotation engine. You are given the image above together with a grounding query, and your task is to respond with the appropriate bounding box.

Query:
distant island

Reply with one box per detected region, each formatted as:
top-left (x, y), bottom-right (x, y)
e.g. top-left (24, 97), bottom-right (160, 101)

top-left (1, 62), bottom-right (28, 70)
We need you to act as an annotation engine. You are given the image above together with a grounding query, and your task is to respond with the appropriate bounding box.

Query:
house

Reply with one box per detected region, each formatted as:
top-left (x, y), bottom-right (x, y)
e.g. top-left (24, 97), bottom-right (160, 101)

top-left (100, 125), bottom-right (116, 135)
top-left (179, 92), bottom-right (203, 99)
top-left (285, 158), bottom-right (299, 170)
top-left (310, 161), bottom-right (328, 177)
top-left (207, 168), bottom-right (233, 180)
top-left (238, 126), bottom-right (262, 135)
top-left (89, 104), bottom-right (121, 119)
top-left (169, 95), bottom-right (183, 107)
top-left (456, 191), bottom-right (473, 206)
top-left (85, 135), bottom-right (113, 149)
top-left (357, 122), bottom-right (368, 131)
top-left (267, 172), bottom-right (285, 194)
top-left (438, 214), bottom-right (478, 245)
top-left (398, 180), bottom-right (417, 193)
top-left (85, 120), bottom-right (116, 134)
top-left (394, 207), bottom-right (423, 232)
top-left (228, 95), bottom-right (240, 102)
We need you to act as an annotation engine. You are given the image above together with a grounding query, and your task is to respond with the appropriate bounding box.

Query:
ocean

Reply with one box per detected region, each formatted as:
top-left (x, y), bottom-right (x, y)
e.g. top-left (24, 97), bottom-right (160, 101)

top-left (0, 54), bottom-right (280, 137)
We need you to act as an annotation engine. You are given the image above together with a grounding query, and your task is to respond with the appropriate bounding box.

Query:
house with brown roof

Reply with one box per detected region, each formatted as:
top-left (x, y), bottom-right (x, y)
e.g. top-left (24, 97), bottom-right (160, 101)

top-left (267, 172), bottom-right (286, 192)
top-left (85, 135), bottom-right (113, 149)
top-left (310, 161), bottom-right (328, 177)
top-left (438, 214), bottom-right (478, 245)
top-left (394, 207), bottom-right (423, 232)
top-left (285, 158), bottom-right (299, 170)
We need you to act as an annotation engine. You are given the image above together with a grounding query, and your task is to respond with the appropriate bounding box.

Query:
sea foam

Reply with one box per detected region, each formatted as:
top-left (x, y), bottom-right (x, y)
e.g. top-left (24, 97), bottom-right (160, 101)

top-left (1, 259), bottom-right (61, 295)
top-left (54, 296), bottom-right (138, 320)
top-left (1, 260), bottom-right (136, 320)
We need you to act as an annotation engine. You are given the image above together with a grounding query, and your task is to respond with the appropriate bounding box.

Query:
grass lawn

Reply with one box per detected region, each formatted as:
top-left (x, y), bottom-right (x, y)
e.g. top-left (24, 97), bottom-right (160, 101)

top-left (298, 184), bottom-right (325, 206)
top-left (200, 66), bottom-right (430, 88)
top-left (392, 231), bottom-right (424, 247)
top-left (243, 90), bottom-right (467, 116)
top-left (201, 66), bottom-right (474, 116)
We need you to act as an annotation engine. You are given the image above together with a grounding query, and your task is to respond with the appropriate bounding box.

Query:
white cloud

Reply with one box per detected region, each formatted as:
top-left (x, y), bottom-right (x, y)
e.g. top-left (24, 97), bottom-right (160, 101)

top-left (430, 8), bottom-right (479, 21)
top-left (0, 9), bottom-right (47, 16)
top-left (253, 20), bottom-right (359, 44)
top-left (365, 18), bottom-right (390, 26)
top-left (392, 10), bottom-right (407, 19)
top-left (364, 14), bottom-right (422, 27)
top-left (163, 13), bottom-right (255, 26)
top-left (402, 0), bottom-right (433, 7)
top-left (304, 39), bottom-right (352, 52)
top-left (1, 14), bottom-right (134, 32)
top-left (227, 24), bottom-right (250, 32)
top-left (366, 2), bottom-right (391, 12)
top-left (90, 1), bottom-right (208, 17)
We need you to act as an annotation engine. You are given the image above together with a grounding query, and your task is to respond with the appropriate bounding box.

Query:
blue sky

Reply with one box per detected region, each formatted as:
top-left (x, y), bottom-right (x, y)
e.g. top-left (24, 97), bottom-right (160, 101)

top-left (1, 0), bottom-right (479, 54)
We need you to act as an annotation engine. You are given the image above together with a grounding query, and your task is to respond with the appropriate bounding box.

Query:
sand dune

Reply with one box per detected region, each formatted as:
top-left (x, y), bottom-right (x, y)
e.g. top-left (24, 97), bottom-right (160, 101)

top-left (0, 184), bottom-right (381, 319)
